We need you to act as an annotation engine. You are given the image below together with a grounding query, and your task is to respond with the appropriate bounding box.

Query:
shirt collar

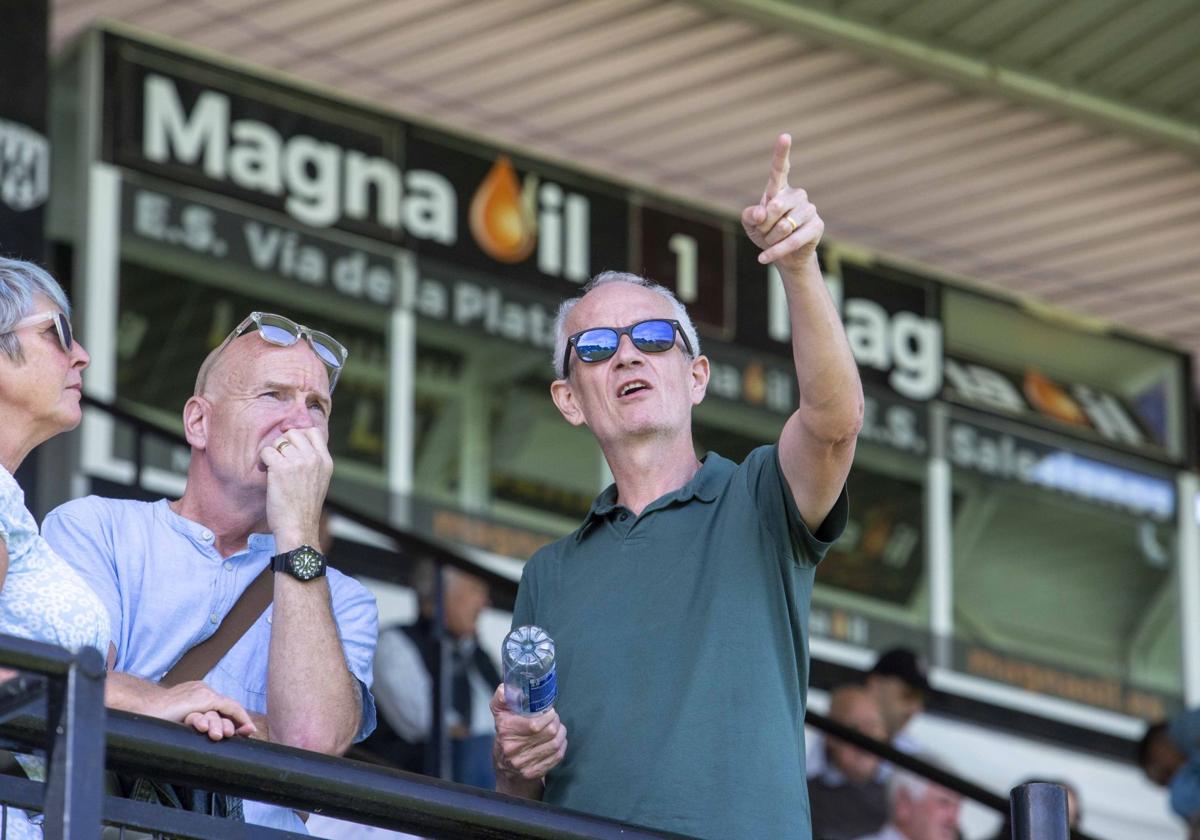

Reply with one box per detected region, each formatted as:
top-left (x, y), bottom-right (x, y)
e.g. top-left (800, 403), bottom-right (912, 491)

top-left (574, 451), bottom-right (728, 541)
top-left (156, 499), bottom-right (274, 553)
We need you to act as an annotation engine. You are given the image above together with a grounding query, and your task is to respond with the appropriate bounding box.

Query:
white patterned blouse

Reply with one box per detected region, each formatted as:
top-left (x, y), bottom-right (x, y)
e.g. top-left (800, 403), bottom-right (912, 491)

top-left (0, 465), bottom-right (110, 654)
top-left (0, 465), bottom-right (110, 839)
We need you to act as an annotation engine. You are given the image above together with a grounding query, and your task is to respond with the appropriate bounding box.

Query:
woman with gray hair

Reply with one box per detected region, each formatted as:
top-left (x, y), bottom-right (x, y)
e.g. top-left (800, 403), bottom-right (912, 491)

top-left (0, 257), bottom-right (109, 839)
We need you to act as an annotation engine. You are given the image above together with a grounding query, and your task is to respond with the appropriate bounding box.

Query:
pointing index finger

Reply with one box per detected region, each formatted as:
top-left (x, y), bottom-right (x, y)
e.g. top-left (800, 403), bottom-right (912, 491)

top-left (762, 133), bottom-right (792, 202)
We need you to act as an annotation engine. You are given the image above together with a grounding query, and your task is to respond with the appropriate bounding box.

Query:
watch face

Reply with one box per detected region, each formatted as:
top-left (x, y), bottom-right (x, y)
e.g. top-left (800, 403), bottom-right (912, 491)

top-left (290, 547), bottom-right (324, 581)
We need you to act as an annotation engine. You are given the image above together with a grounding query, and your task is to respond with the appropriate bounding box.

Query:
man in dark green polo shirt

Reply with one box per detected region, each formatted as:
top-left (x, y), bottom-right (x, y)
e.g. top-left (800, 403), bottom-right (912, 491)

top-left (489, 135), bottom-right (863, 839)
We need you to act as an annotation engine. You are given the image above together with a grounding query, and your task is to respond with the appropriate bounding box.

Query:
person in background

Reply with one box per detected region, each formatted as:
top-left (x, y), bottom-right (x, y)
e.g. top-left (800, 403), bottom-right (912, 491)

top-left (43, 310), bottom-right (378, 833)
top-left (1139, 712), bottom-right (1200, 839)
top-left (855, 763), bottom-right (961, 840)
top-left (807, 647), bottom-right (928, 781)
top-left (865, 648), bottom-right (929, 752)
top-left (364, 560), bottom-right (498, 787)
top-left (0, 257), bottom-right (110, 840)
top-left (490, 134), bottom-right (862, 839)
top-left (809, 685), bottom-right (890, 839)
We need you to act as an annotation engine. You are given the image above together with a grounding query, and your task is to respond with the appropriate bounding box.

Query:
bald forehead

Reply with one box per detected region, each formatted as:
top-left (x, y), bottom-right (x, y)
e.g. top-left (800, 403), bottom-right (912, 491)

top-left (198, 333), bottom-right (331, 398)
top-left (567, 282), bottom-right (677, 333)
top-left (446, 565), bottom-right (488, 592)
top-left (831, 686), bottom-right (885, 729)
top-left (830, 685), bottom-right (869, 715)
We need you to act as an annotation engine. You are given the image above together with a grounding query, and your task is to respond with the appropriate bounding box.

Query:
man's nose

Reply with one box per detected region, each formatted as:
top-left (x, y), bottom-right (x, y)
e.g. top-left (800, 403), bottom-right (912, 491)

top-left (280, 397), bottom-right (315, 430)
top-left (611, 333), bottom-right (644, 366)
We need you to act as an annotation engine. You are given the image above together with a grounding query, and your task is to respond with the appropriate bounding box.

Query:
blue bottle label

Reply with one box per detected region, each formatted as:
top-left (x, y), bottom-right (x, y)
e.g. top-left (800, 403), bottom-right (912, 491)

top-left (527, 667), bottom-right (557, 713)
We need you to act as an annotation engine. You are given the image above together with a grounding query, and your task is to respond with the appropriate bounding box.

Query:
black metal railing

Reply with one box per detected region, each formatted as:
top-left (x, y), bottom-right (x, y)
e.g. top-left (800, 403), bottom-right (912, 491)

top-left (0, 633), bottom-right (690, 839)
top-left (0, 635), bottom-right (106, 837)
top-left (52, 394), bottom-right (1086, 839)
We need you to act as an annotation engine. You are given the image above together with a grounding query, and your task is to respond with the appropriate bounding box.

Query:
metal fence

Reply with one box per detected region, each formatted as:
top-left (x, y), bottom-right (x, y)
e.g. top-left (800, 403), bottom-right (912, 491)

top-left (0, 635), bottom-right (106, 838)
top-left (0, 633), bottom-right (686, 839)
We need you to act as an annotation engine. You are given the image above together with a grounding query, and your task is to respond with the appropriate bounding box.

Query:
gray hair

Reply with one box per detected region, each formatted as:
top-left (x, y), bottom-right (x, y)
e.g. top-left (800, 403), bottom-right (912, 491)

top-left (551, 271), bottom-right (701, 380)
top-left (0, 257), bottom-right (72, 363)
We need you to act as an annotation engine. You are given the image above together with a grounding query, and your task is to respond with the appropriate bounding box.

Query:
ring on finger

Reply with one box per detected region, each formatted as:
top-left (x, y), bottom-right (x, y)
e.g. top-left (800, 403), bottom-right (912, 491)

top-left (275, 439), bottom-right (293, 454)
top-left (784, 215), bottom-right (798, 235)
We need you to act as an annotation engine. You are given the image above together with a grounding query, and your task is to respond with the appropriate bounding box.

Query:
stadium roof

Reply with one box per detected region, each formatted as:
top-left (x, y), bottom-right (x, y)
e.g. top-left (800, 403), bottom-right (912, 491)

top-left (52, 0), bottom-right (1200, 374)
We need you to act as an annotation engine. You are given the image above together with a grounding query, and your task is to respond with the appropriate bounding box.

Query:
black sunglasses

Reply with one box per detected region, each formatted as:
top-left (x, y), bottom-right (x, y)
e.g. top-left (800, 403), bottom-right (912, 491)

top-left (562, 318), bottom-right (693, 376)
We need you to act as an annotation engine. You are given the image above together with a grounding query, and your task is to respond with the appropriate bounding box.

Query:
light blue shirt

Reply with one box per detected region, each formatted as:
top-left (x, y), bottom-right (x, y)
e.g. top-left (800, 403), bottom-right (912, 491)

top-left (1168, 709), bottom-right (1200, 822)
top-left (42, 496), bottom-right (379, 834)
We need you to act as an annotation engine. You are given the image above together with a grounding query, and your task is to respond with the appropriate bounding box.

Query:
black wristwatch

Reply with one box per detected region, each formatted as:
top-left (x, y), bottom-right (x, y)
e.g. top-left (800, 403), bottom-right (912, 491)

top-left (271, 544), bottom-right (327, 581)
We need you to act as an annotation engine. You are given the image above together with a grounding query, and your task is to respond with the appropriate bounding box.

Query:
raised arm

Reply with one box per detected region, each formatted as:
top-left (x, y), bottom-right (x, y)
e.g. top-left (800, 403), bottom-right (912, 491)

top-left (741, 134), bottom-right (863, 531)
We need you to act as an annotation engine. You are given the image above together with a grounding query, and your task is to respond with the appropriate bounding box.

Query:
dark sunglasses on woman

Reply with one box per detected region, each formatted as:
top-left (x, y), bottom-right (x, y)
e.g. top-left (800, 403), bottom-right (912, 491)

top-left (5, 311), bottom-right (74, 353)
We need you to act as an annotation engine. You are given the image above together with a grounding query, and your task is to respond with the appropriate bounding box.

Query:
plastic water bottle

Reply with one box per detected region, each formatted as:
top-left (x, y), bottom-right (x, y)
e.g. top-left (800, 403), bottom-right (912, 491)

top-left (502, 625), bottom-right (557, 716)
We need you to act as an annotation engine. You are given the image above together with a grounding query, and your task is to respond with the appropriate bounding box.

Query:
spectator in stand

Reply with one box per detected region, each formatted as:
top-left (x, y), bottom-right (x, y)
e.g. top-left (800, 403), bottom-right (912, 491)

top-left (855, 763), bottom-right (961, 840)
top-left (0, 257), bottom-right (110, 840)
top-left (807, 648), bottom-right (929, 782)
top-left (809, 685), bottom-right (890, 839)
top-left (43, 310), bottom-right (378, 833)
top-left (363, 560), bottom-right (499, 787)
top-left (1140, 713), bottom-right (1200, 838)
top-left (865, 648), bottom-right (929, 753)
top-left (490, 135), bottom-right (861, 839)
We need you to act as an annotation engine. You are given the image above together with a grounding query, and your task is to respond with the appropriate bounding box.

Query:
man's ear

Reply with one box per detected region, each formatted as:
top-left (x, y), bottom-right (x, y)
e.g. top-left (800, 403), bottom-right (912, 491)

top-left (182, 396), bottom-right (210, 450)
top-left (690, 355), bottom-right (710, 406)
top-left (550, 379), bottom-right (587, 427)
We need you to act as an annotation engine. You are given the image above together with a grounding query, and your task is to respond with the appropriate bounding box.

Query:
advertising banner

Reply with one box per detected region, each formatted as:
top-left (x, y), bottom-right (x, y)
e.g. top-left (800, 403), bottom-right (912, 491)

top-left (818, 467), bottom-right (927, 605)
top-left (100, 32), bottom-right (1192, 465)
top-left (946, 411), bottom-right (1175, 521)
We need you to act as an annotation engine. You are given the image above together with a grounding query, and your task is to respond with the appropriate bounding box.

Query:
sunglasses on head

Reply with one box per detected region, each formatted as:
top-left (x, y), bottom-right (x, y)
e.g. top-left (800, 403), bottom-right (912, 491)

top-left (215, 312), bottom-right (348, 390)
top-left (7, 311), bottom-right (74, 353)
top-left (562, 318), bottom-right (693, 376)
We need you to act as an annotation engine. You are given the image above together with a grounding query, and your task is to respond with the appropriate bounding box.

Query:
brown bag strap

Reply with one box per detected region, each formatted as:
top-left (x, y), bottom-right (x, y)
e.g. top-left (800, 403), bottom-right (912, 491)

top-left (161, 567), bottom-right (274, 687)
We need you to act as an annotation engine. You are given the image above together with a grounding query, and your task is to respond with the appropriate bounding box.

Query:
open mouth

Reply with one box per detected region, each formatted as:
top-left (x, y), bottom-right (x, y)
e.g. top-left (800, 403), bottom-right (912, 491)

top-left (617, 380), bottom-right (651, 398)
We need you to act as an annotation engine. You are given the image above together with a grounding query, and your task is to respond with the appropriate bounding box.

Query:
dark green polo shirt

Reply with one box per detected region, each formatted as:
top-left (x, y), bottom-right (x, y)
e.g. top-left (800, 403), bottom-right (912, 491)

top-left (512, 445), bottom-right (848, 840)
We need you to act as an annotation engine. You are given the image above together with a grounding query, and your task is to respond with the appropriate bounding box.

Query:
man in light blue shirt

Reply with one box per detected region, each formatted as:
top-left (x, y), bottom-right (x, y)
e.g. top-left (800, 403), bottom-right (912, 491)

top-left (43, 312), bottom-right (378, 833)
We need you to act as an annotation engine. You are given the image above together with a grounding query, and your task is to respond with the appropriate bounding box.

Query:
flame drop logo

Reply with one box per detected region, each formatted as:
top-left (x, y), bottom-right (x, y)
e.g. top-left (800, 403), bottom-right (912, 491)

top-left (743, 363), bottom-right (766, 406)
top-left (470, 156), bottom-right (537, 263)
top-left (1024, 368), bottom-right (1087, 425)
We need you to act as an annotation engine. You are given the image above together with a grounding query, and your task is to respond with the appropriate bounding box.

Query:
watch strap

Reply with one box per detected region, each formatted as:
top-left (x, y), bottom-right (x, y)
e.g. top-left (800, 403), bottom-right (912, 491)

top-left (271, 545), bottom-right (326, 579)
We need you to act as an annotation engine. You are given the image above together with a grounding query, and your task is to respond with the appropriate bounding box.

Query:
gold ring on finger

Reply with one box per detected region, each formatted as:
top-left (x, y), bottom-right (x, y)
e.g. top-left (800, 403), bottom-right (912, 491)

top-left (275, 439), bottom-right (293, 454)
top-left (785, 216), bottom-right (798, 235)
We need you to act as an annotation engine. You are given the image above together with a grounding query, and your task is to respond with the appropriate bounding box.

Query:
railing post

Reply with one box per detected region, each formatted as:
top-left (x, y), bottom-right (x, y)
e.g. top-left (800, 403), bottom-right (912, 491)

top-left (40, 646), bottom-right (106, 839)
top-left (431, 561), bottom-right (450, 780)
top-left (1009, 781), bottom-right (1068, 840)
top-left (133, 426), bottom-right (145, 489)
